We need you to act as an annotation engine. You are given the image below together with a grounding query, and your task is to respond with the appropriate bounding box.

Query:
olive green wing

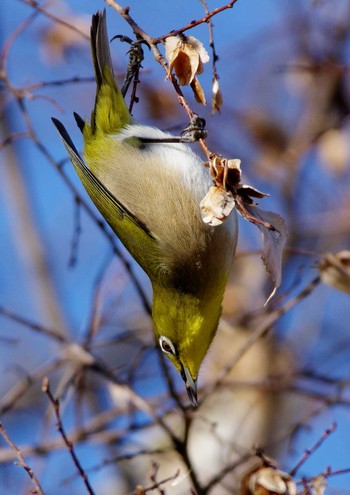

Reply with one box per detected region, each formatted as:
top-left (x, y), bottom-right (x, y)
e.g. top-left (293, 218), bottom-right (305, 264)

top-left (52, 118), bottom-right (162, 279)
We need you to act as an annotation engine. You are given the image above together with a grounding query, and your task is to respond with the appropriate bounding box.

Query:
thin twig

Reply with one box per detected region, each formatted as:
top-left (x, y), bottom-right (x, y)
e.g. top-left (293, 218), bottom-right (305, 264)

top-left (68, 196), bottom-right (82, 268)
top-left (105, 0), bottom-right (214, 157)
top-left (0, 131), bottom-right (31, 149)
top-left (42, 377), bottom-right (96, 495)
top-left (0, 359), bottom-right (63, 416)
top-left (290, 422), bottom-right (337, 477)
top-left (23, 76), bottom-right (94, 92)
top-left (0, 10), bottom-right (39, 75)
top-left (63, 448), bottom-right (170, 484)
top-left (153, 0), bottom-right (240, 42)
top-left (146, 461), bottom-right (180, 494)
top-left (0, 421), bottom-right (46, 495)
top-left (0, 306), bottom-right (66, 343)
top-left (0, 406), bottom-right (178, 463)
top-left (323, 466), bottom-right (350, 479)
top-left (203, 453), bottom-right (252, 493)
top-left (18, 0), bottom-right (89, 39)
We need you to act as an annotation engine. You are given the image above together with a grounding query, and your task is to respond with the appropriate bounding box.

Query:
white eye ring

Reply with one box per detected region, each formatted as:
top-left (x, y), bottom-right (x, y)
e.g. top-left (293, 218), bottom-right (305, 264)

top-left (159, 336), bottom-right (176, 355)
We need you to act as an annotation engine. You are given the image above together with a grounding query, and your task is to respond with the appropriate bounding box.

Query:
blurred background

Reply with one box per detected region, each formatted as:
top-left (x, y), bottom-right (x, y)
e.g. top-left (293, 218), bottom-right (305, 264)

top-left (1, 0), bottom-right (350, 493)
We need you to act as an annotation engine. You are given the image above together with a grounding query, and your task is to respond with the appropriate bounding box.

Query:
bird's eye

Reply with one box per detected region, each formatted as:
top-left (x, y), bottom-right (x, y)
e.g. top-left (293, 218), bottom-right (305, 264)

top-left (159, 336), bottom-right (176, 355)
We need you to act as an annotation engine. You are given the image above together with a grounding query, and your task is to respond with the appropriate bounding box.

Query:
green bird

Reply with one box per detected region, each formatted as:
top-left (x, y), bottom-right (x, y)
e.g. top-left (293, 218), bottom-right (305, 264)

top-left (52, 10), bottom-right (238, 406)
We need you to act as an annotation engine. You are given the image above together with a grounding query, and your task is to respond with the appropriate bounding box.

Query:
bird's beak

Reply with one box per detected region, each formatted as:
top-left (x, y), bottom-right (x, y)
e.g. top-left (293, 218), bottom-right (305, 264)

top-left (181, 366), bottom-right (198, 407)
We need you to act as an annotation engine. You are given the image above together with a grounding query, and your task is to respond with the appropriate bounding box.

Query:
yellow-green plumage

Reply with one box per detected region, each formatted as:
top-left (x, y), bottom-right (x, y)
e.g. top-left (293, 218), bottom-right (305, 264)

top-left (52, 10), bottom-right (238, 406)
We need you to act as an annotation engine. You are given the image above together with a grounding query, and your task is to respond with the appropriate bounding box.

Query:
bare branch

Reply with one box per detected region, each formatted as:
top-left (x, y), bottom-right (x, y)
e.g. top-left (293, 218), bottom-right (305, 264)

top-left (42, 377), bottom-right (96, 495)
top-left (290, 423), bottom-right (337, 477)
top-left (0, 421), bottom-right (46, 495)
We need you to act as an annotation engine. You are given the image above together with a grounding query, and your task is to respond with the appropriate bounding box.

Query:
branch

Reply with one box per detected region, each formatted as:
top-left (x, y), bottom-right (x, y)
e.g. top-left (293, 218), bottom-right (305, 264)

top-left (42, 377), bottom-right (96, 495)
top-left (0, 421), bottom-right (46, 495)
top-left (153, 1), bottom-right (240, 42)
top-left (18, 0), bottom-right (89, 39)
top-left (105, 0), bottom-right (225, 157)
top-left (0, 306), bottom-right (66, 343)
top-left (290, 422), bottom-right (337, 477)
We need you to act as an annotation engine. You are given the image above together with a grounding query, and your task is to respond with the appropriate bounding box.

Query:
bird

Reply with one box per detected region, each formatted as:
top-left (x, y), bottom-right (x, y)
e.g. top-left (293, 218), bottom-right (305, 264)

top-left (52, 10), bottom-right (238, 406)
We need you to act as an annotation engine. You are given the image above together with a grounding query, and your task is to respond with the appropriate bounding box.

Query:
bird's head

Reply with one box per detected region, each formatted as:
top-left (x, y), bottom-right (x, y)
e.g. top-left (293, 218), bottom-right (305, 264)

top-left (152, 284), bottom-right (223, 407)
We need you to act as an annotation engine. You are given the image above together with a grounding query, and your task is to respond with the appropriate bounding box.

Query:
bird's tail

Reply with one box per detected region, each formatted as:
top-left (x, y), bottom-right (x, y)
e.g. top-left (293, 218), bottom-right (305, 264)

top-left (91, 10), bottom-right (114, 92)
top-left (85, 10), bottom-right (131, 138)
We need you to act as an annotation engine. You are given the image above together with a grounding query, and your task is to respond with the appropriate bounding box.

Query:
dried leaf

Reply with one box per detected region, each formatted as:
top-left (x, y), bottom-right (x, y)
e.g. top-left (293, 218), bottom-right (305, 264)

top-left (200, 153), bottom-right (287, 298)
top-left (319, 250), bottom-right (350, 293)
top-left (284, 479), bottom-right (297, 495)
top-left (208, 156), bottom-right (242, 188)
top-left (236, 184), bottom-right (269, 203)
top-left (227, 158), bottom-right (242, 171)
top-left (190, 77), bottom-right (207, 105)
top-left (248, 467), bottom-right (296, 495)
top-left (312, 475), bottom-right (327, 495)
top-left (200, 186), bottom-right (235, 226)
top-left (165, 35), bottom-right (209, 86)
top-left (170, 48), bottom-right (193, 85)
top-left (225, 159), bottom-right (242, 186)
top-left (135, 485), bottom-right (146, 495)
top-left (243, 205), bottom-right (288, 303)
top-left (212, 76), bottom-right (223, 114)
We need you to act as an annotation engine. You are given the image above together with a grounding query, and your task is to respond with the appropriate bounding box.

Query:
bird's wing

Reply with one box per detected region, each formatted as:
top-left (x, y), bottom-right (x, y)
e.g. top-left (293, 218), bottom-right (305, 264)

top-left (52, 118), bottom-right (162, 278)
